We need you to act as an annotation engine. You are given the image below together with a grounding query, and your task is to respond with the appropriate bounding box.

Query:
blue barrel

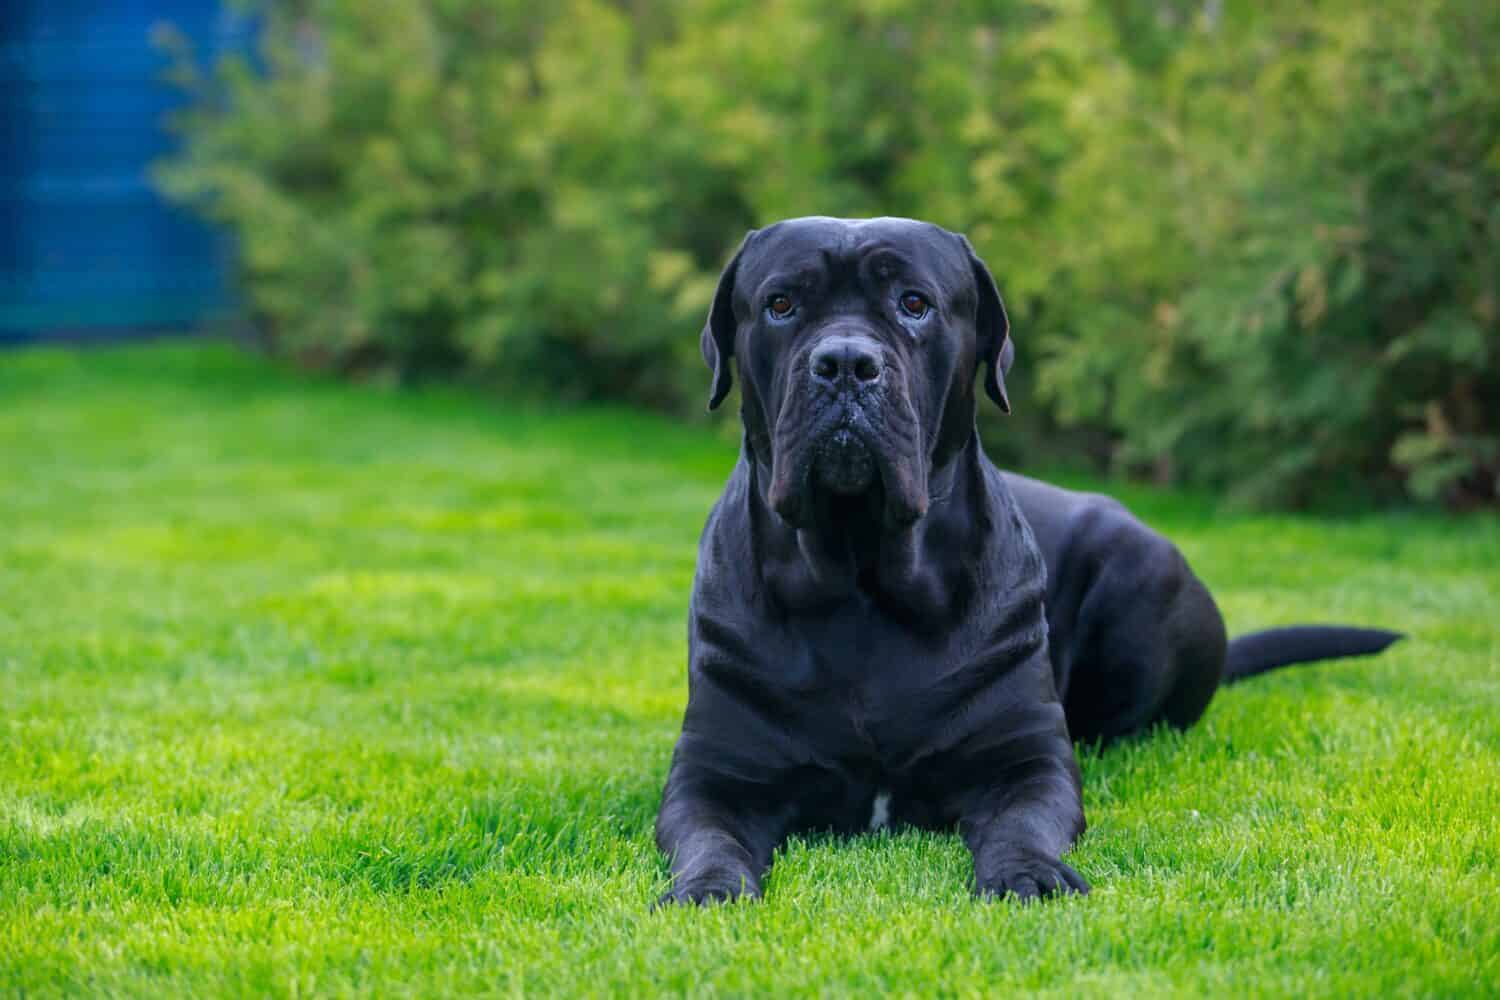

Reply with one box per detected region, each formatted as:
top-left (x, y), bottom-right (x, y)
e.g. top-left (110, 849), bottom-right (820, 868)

top-left (0, 0), bottom-right (253, 342)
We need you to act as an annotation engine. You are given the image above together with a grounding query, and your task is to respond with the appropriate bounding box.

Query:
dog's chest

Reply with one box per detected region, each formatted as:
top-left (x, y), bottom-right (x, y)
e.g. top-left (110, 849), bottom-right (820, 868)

top-left (791, 605), bottom-right (952, 760)
top-left (748, 598), bottom-right (1036, 836)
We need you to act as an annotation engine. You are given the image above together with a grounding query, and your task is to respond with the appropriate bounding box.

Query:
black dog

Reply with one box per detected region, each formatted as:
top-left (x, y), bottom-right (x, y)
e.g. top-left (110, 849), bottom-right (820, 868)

top-left (656, 217), bottom-right (1400, 906)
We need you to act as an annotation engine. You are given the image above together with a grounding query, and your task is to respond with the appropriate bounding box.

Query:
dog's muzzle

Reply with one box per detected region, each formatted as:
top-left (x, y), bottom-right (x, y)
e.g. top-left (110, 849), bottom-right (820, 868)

top-left (806, 334), bottom-right (883, 494)
top-left (813, 427), bottom-right (876, 495)
top-left (769, 332), bottom-right (927, 528)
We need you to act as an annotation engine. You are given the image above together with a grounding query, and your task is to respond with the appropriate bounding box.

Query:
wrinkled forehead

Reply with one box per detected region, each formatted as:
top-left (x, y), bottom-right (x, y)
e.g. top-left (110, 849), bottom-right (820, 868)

top-left (738, 217), bottom-right (973, 298)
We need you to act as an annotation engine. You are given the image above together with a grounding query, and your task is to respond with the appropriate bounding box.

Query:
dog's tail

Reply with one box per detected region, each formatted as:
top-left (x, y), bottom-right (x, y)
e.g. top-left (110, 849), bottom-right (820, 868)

top-left (1224, 625), bottom-right (1404, 683)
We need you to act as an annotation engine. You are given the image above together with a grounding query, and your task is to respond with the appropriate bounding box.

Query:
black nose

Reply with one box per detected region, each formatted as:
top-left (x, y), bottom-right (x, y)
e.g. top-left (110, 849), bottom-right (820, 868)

top-left (810, 337), bottom-right (884, 387)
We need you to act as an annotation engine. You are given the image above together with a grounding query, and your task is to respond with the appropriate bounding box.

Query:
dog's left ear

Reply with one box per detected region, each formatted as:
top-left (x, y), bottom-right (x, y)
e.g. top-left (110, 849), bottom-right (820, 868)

top-left (960, 236), bottom-right (1012, 413)
top-left (701, 231), bottom-right (756, 411)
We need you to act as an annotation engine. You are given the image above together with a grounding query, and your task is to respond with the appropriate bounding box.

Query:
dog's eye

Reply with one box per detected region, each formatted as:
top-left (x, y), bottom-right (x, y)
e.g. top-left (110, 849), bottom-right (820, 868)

top-left (767, 294), bottom-right (795, 318)
top-left (899, 292), bottom-right (929, 318)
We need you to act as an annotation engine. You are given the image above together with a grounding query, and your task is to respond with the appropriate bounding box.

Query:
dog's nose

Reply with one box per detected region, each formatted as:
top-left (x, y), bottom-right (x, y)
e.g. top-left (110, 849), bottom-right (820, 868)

top-left (809, 337), bottom-right (884, 387)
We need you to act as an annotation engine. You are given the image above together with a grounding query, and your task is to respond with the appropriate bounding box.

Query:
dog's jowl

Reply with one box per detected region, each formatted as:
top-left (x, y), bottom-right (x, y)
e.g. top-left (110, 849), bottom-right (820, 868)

top-left (655, 217), bottom-right (1401, 907)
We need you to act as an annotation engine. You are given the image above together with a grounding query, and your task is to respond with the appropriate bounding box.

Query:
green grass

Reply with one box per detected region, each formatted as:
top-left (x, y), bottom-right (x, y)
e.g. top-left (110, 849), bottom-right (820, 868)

top-left (2, 343), bottom-right (1497, 997)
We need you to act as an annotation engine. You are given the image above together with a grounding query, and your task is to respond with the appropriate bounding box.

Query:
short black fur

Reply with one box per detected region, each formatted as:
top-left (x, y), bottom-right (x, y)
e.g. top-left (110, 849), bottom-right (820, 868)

top-left (656, 217), bottom-right (1402, 907)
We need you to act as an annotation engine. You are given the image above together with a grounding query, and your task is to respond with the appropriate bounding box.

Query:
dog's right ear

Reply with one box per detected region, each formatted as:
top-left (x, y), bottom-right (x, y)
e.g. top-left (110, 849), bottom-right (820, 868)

top-left (701, 231), bottom-right (755, 411)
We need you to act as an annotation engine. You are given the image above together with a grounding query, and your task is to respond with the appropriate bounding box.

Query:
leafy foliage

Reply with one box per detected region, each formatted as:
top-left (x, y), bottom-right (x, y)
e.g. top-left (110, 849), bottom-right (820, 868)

top-left (157, 0), bottom-right (1499, 507)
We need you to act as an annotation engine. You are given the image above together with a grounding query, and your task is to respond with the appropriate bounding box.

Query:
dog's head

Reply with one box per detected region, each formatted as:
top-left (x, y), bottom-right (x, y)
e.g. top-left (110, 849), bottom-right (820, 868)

top-left (700, 217), bottom-right (1012, 534)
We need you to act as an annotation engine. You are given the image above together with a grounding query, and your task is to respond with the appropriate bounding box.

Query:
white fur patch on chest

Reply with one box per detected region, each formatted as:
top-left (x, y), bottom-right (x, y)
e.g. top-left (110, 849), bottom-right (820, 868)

top-left (868, 790), bottom-right (892, 831)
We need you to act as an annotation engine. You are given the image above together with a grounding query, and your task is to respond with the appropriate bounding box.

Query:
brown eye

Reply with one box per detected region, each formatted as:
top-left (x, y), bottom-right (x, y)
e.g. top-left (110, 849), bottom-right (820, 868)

top-left (900, 292), bottom-right (929, 318)
top-left (768, 294), bottom-right (795, 318)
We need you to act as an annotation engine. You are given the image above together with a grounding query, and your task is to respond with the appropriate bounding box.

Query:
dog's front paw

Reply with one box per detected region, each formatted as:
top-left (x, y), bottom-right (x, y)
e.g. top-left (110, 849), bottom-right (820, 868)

top-left (975, 846), bottom-right (1089, 902)
top-left (654, 870), bottom-right (761, 909)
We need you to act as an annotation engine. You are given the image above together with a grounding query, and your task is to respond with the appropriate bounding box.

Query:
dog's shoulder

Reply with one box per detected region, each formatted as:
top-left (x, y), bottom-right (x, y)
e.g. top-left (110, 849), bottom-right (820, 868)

top-left (694, 455), bottom-right (756, 568)
top-left (1000, 470), bottom-right (1188, 600)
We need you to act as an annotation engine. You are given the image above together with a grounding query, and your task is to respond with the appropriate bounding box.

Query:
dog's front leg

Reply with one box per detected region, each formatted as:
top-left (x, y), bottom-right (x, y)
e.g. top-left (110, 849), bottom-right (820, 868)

top-left (654, 766), bottom-right (788, 907)
top-left (958, 754), bottom-right (1089, 901)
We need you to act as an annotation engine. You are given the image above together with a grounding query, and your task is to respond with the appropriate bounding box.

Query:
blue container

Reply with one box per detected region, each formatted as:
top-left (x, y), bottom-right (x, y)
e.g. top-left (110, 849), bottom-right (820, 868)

top-left (0, 0), bottom-right (253, 342)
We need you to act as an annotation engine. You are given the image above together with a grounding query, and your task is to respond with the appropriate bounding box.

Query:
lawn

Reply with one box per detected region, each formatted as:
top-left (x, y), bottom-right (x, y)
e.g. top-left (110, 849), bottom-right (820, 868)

top-left (2, 342), bottom-right (1497, 997)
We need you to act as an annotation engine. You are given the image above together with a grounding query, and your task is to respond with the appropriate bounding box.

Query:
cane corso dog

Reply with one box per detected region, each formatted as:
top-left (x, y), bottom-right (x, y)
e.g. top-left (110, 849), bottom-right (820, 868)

top-left (655, 216), bottom-right (1400, 906)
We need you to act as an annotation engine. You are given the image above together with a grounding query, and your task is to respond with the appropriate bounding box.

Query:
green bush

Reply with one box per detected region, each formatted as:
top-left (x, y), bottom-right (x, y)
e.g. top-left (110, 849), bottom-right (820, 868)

top-left (158, 0), bottom-right (1499, 508)
top-left (1030, 1), bottom-right (1500, 508)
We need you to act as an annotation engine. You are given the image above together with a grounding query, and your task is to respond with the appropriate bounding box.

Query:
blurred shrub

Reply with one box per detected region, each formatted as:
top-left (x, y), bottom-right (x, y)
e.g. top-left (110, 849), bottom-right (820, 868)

top-left (158, 0), bottom-right (1498, 508)
top-left (1030, 1), bottom-right (1500, 508)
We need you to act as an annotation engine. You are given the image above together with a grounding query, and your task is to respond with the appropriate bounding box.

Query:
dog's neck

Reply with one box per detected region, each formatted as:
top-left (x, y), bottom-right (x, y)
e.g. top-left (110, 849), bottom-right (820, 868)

top-left (746, 429), bottom-right (993, 627)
